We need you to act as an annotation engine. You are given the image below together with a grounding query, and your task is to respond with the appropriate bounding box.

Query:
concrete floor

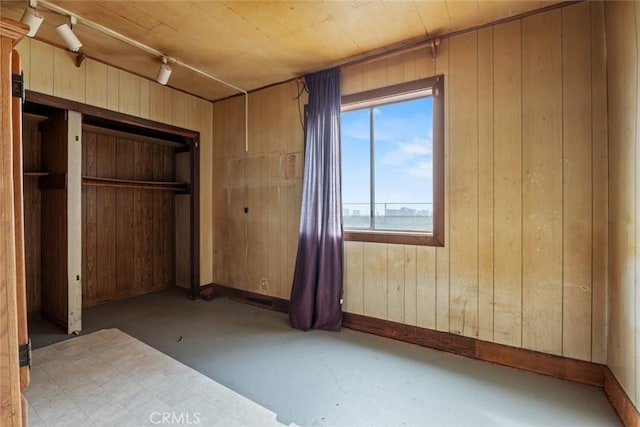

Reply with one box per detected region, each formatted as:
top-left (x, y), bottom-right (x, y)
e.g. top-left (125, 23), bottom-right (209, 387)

top-left (29, 287), bottom-right (620, 427)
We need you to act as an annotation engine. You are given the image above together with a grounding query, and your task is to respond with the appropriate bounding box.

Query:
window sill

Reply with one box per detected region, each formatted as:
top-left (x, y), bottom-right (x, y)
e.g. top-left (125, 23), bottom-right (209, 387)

top-left (344, 230), bottom-right (444, 247)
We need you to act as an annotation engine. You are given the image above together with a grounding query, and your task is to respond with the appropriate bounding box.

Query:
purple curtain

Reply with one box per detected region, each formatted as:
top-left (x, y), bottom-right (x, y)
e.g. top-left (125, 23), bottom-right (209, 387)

top-left (289, 68), bottom-right (343, 331)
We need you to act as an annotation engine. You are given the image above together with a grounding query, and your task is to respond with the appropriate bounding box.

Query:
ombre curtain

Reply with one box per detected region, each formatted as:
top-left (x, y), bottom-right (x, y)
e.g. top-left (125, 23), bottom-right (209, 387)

top-left (289, 68), bottom-right (343, 331)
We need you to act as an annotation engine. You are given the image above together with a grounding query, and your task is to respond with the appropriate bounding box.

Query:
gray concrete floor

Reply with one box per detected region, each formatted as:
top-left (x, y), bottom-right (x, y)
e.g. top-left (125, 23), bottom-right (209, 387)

top-left (29, 287), bottom-right (620, 427)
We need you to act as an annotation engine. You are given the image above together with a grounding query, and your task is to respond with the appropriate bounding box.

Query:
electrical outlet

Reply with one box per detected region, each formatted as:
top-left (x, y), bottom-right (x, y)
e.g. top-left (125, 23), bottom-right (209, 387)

top-left (259, 278), bottom-right (268, 291)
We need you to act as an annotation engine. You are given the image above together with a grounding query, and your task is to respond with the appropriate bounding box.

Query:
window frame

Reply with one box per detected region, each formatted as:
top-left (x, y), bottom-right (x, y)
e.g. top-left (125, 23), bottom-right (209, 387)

top-left (341, 75), bottom-right (445, 247)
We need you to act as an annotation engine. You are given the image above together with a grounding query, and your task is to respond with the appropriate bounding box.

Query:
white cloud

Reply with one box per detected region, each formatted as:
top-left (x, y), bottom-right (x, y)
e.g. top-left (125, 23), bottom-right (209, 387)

top-left (408, 160), bottom-right (433, 179)
top-left (380, 136), bottom-right (432, 167)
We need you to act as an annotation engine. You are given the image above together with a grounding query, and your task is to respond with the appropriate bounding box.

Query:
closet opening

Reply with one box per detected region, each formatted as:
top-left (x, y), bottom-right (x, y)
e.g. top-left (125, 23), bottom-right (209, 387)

top-left (22, 91), bottom-right (200, 336)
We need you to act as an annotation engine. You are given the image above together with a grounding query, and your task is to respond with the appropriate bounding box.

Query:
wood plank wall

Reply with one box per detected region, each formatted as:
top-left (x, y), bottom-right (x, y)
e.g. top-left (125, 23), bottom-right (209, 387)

top-left (605, 0), bottom-right (640, 409)
top-left (212, 83), bottom-right (305, 298)
top-left (211, 1), bottom-right (608, 364)
top-left (40, 117), bottom-right (69, 326)
top-left (14, 38), bottom-right (214, 286)
top-left (341, 2), bottom-right (607, 363)
top-left (22, 116), bottom-right (42, 317)
top-left (81, 129), bottom-right (175, 306)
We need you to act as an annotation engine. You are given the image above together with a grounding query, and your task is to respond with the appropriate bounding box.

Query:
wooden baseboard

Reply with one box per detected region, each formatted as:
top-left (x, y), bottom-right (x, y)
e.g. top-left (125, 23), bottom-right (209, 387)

top-left (342, 312), bottom-right (476, 358)
top-left (604, 367), bottom-right (640, 427)
top-left (343, 312), bottom-right (604, 387)
top-left (202, 283), bottom-right (289, 313)
top-left (206, 283), bottom-right (604, 387)
top-left (475, 339), bottom-right (604, 387)
top-left (82, 284), bottom-right (172, 308)
top-left (207, 283), bottom-right (640, 423)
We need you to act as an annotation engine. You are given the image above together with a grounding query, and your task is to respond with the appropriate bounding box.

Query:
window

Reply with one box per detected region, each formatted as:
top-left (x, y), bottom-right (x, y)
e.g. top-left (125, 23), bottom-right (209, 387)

top-left (340, 76), bottom-right (444, 246)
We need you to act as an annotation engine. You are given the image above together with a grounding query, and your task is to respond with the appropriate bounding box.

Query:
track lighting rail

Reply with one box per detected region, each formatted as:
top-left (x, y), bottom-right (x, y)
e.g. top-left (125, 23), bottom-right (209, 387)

top-left (21, 0), bottom-right (250, 151)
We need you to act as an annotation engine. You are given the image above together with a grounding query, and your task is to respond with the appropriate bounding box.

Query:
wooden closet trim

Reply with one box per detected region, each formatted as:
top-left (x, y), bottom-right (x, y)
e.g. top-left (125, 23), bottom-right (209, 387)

top-left (82, 124), bottom-right (185, 148)
top-left (26, 90), bottom-right (198, 141)
top-left (25, 90), bottom-right (202, 299)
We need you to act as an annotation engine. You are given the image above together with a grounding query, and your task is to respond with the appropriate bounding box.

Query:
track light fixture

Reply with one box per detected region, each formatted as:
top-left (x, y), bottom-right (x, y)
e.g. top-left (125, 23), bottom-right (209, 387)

top-left (28, 0), bottom-right (248, 149)
top-left (56, 15), bottom-right (82, 52)
top-left (156, 56), bottom-right (172, 86)
top-left (20, 0), bottom-right (44, 38)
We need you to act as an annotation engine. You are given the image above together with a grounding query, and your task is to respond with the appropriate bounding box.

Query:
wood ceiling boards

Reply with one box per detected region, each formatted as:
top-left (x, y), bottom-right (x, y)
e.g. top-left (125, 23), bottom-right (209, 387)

top-left (0, 1), bottom-right (566, 101)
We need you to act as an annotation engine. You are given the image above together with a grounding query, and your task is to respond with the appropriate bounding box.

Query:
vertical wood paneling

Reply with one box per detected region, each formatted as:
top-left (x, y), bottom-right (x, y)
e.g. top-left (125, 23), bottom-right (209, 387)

top-left (115, 140), bottom-right (135, 293)
top-left (345, 241), bottom-right (364, 314)
top-left (402, 49), bottom-right (419, 82)
top-left (386, 54), bottom-right (404, 86)
top-left (363, 243), bottom-right (388, 319)
top-left (246, 154), bottom-right (269, 291)
top-left (212, 80), bottom-right (304, 298)
top-left (245, 90), bottom-right (268, 292)
top-left (591, 0), bottom-right (608, 365)
top-left (139, 79), bottom-right (150, 119)
top-left (477, 27), bottom-right (495, 342)
top-left (204, 2), bottom-right (609, 366)
top-left (118, 71), bottom-right (141, 116)
top-left (162, 148), bottom-right (175, 288)
top-left (448, 32), bottom-right (479, 338)
top-left (29, 40), bottom-right (53, 95)
top-left (96, 134), bottom-right (117, 298)
top-left (172, 90), bottom-right (187, 128)
top-left (362, 60), bottom-right (387, 91)
top-left (85, 60), bottom-right (107, 108)
top-left (149, 82), bottom-right (164, 122)
top-left (83, 132), bottom-right (97, 301)
top-left (163, 86), bottom-right (174, 125)
top-left (415, 47), bottom-right (435, 79)
top-left (522, 9), bottom-right (563, 356)
top-left (561, 2), bottom-right (593, 361)
top-left (140, 144), bottom-right (154, 288)
top-left (341, 63), bottom-right (363, 95)
top-left (404, 245), bottom-right (417, 326)
top-left (492, 19), bottom-right (522, 348)
top-left (23, 117), bottom-right (41, 316)
top-left (416, 246), bottom-right (436, 330)
top-left (387, 244), bottom-right (405, 323)
top-left (82, 130), bottom-right (175, 305)
top-left (41, 118), bottom-right (68, 326)
top-left (433, 38), bottom-right (450, 333)
top-left (606, 0), bottom-right (638, 403)
top-left (636, 1), bottom-right (640, 404)
top-left (106, 66), bottom-right (119, 111)
top-left (175, 154), bottom-right (190, 287)
top-left (53, 50), bottom-right (85, 103)
top-left (211, 103), bottom-right (224, 286)
top-left (185, 94), bottom-right (200, 130)
top-left (21, 39), bottom-right (213, 292)
top-left (200, 100), bottom-right (214, 286)
top-left (217, 97), bottom-right (248, 289)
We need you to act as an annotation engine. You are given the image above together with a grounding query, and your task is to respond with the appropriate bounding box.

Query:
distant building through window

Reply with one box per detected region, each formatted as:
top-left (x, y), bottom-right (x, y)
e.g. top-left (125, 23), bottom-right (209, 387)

top-left (341, 76), bottom-right (444, 246)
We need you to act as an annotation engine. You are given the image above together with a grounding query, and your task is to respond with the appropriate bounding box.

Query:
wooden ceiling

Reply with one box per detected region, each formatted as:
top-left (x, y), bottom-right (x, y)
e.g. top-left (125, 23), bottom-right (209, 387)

top-left (1, 0), bottom-right (565, 101)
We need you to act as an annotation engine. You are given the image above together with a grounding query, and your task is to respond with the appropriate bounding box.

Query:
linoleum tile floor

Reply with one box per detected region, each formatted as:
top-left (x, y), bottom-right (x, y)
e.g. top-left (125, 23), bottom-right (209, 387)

top-left (27, 287), bottom-right (620, 426)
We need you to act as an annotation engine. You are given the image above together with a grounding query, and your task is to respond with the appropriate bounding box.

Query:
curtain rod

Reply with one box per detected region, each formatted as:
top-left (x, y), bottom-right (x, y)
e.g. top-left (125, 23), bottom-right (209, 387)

top-left (329, 0), bottom-right (579, 71)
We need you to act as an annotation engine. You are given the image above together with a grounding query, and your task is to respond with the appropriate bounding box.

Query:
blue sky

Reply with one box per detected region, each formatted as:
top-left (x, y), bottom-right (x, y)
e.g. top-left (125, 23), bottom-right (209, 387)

top-left (341, 96), bottom-right (434, 212)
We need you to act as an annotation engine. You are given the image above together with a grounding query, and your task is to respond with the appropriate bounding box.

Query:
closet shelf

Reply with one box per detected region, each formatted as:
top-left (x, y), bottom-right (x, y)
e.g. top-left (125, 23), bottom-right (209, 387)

top-left (82, 176), bottom-right (189, 192)
top-left (23, 171), bottom-right (50, 177)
